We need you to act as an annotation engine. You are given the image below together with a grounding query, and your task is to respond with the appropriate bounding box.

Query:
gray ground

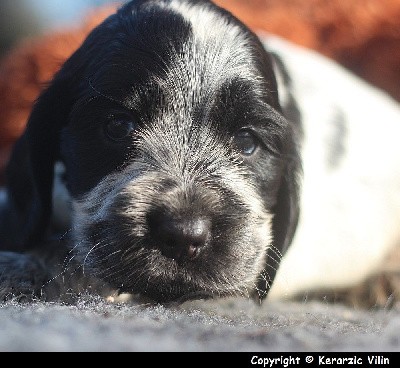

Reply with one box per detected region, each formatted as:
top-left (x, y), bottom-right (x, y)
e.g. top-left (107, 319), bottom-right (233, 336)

top-left (1, 295), bottom-right (399, 352)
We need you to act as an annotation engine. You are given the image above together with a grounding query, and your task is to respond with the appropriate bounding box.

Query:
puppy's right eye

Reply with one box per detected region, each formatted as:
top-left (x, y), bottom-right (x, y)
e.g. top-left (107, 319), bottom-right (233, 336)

top-left (233, 129), bottom-right (259, 156)
top-left (105, 119), bottom-right (136, 141)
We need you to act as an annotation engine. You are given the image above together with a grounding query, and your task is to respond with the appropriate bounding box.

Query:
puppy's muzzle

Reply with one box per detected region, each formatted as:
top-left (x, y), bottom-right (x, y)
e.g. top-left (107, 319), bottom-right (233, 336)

top-left (72, 124), bottom-right (273, 301)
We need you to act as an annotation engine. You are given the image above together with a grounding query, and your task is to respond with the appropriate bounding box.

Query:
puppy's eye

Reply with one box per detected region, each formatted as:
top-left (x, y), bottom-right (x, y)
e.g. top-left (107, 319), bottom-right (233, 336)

top-left (233, 129), bottom-right (259, 156)
top-left (105, 119), bottom-right (135, 141)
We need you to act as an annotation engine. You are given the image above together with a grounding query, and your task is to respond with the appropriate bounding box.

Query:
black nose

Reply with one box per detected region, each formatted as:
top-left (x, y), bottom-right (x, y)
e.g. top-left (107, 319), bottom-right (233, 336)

top-left (148, 212), bottom-right (211, 261)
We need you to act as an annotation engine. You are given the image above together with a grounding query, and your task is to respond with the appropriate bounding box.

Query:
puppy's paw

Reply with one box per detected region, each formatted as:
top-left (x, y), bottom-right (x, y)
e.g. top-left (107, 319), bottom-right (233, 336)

top-left (347, 245), bottom-right (400, 309)
top-left (329, 267), bottom-right (399, 309)
top-left (294, 246), bottom-right (400, 309)
top-left (0, 251), bottom-right (49, 302)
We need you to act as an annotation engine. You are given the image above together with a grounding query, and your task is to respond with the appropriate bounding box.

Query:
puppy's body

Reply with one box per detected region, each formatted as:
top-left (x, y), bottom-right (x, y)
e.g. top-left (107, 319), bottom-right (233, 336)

top-left (1, 0), bottom-right (399, 307)
top-left (264, 36), bottom-right (400, 303)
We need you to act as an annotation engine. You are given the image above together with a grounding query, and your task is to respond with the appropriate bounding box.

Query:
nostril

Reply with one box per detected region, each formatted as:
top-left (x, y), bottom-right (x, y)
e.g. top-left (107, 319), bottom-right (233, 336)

top-left (148, 212), bottom-right (211, 260)
top-left (187, 244), bottom-right (198, 259)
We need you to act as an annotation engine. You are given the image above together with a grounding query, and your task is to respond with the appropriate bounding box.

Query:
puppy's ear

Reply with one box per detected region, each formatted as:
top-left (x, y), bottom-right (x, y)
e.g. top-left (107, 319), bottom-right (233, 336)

top-left (255, 158), bottom-right (301, 301)
top-left (255, 52), bottom-right (302, 301)
top-left (0, 10), bottom-right (123, 251)
top-left (0, 72), bottom-right (73, 251)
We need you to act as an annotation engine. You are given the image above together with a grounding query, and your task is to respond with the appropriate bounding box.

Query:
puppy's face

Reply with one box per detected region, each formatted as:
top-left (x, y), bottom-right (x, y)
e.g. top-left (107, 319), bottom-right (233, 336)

top-left (6, 0), bottom-right (300, 302)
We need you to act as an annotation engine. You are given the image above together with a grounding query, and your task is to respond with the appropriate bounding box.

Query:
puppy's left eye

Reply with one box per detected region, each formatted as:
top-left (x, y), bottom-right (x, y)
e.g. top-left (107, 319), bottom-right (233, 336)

top-left (105, 119), bottom-right (136, 141)
top-left (233, 129), bottom-right (259, 156)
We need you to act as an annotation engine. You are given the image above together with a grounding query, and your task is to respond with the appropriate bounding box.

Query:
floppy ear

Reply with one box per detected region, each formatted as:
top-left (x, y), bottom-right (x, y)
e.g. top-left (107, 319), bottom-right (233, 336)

top-left (0, 9), bottom-right (128, 251)
top-left (254, 51), bottom-right (302, 301)
top-left (255, 156), bottom-right (301, 301)
top-left (0, 72), bottom-right (73, 251)
top-left (269, 50), bottom-right (302, 259)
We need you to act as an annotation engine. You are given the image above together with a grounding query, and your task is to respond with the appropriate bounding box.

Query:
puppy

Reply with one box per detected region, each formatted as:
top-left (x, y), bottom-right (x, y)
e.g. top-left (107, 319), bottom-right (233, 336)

top-left (2, 0), bottom-right (400, 308)
top-left (264, 35), bottom-right (400, 307)
top-left (0, 0), bottom-right (301, 303)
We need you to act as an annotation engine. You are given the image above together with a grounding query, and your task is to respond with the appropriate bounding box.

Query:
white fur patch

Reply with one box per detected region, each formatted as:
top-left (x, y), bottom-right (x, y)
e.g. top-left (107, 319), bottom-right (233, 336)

top-left (262, 35), bottom-right (400, 299)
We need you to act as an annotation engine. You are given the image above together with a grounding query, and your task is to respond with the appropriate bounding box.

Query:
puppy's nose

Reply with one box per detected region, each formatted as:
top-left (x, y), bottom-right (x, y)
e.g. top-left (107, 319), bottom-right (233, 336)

top-left (148, 213), bottom-right (210, 261)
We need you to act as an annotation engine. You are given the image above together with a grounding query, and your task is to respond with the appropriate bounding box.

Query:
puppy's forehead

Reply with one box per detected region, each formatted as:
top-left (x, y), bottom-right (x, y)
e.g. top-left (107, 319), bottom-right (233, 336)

top-left (88, 0), bottom-right (277, 110)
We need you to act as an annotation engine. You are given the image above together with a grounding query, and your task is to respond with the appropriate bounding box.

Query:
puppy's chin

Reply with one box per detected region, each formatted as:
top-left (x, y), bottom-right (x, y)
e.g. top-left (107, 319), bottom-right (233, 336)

top-left (71, 160), bottom-right (273, 303)
top-left (99, 251), bottom-right (243, 303)
top-left (72, 209), bottom-right (272, 303)
top-left (73, 239), bottom-right (269, 303)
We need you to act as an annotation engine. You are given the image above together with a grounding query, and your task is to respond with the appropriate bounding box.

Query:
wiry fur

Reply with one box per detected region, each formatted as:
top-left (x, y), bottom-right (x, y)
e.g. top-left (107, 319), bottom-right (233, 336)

top-left (0, 0), bottom-right (300, 303)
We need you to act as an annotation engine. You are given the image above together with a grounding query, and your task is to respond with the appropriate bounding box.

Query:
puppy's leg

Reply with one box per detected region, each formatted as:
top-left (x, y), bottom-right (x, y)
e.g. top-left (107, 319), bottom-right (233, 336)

top-left (0, 251), bottom-right (49, 301)
top-left (318, 245), bottom-right (400, 309)
top-left (1, 233), bottom-right (122, 303)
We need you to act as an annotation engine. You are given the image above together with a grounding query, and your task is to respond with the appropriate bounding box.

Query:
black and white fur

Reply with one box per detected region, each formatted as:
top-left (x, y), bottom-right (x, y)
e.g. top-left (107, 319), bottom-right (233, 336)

top-left (265, 35), bottom-right (400, 304)
top-left (1, 0), bottom-right (400, 307)
top-left (0, 0), bottom-right (301, 303)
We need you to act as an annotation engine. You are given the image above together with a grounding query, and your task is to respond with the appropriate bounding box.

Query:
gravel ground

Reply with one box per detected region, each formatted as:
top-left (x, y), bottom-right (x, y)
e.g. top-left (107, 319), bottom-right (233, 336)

top-left (1, 295), bottom-right (399, 352)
